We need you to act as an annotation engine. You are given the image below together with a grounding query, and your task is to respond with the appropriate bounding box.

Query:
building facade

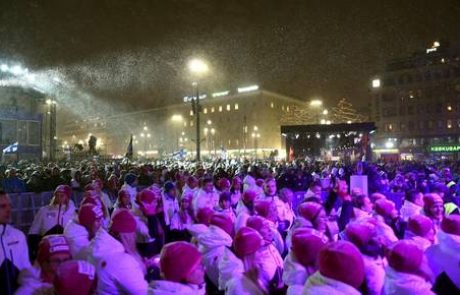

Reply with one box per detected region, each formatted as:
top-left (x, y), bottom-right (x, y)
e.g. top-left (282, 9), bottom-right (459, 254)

top-left (371, 41), bottom-right (460, 160)
top-left (59, 87), bottom-right (307, 159)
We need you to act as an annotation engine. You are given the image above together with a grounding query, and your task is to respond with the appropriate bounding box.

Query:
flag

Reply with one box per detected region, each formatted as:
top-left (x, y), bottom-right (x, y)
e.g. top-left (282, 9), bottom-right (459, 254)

top-left (125, 135), bottom-right (133, 159)
top-left (3, 142), bottom-right (18, 154)
top-left (289, 146), bottom-right (295, 162)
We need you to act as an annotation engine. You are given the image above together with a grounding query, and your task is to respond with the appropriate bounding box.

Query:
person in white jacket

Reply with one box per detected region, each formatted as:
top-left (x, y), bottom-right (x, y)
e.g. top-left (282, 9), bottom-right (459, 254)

top-left (0, 191), bottom-right (31, 294)
top-left (195, 213), bottom-right (234, 291)
top-left (404, 214), bottom-right (435, 251)
top-left (93, 178), bottom-right (113, 212)
top-left (235, 189), bottom-right (257, 231)
top-left (302, 241), bottom-right (365, 295)
top-left (15, 235), bottom-right (72, 295)
top-left (90, 209), bottom-right (149, 295)
top-left (400, 190), bottom-right (424, 222)
top-left (426, 215), bottom-right (460, 294)
top-left (345, 221), bottom-right (386, 295)
top-left (29, 185), bottom-right (76, 237)
top-left (193, 177), bottom-right (219, 214)
top-left (64, 203), bottom-right (104, 260)
top-left (150, 241), bottom-right (206, 295)
top-left (120, 173), bottom-right (138, 205)
top-left (283, 228), bottom-right (327, 295)
top-left (384, 240), bottom-right (434, 295)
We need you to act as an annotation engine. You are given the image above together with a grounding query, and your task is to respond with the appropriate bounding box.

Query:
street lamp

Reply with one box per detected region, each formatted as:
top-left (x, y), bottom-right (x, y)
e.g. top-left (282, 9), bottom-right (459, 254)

top-left (188, 58), bottom-right (209, 161)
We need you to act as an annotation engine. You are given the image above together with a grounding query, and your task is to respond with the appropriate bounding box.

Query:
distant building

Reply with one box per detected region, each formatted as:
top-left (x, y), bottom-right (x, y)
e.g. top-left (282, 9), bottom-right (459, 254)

top-left (60, 87), bottom-right (308, 159)
top-left (371, 41), bottom-right (460, 160)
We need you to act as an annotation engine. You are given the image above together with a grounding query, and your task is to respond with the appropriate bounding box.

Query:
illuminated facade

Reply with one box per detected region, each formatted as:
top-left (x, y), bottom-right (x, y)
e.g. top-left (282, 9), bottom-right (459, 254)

top-left (371, 41), bottom-right (460, 160)
top-left (60, 88), bottom-right (307, 158)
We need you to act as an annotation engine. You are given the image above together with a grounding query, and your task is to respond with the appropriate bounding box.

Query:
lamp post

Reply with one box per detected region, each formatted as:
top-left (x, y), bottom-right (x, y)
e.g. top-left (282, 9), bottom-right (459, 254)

top-left (188, 58), bottom-right (209, 161)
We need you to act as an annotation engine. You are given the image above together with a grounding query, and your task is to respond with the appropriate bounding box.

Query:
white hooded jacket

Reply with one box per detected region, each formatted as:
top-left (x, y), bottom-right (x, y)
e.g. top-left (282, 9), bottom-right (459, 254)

top-left (426, 230), bottom-right (460, 289)
top-left (90, 229), bottom-right (149, 295)
top-left (29, 203), bottom-right (76, 236)
top-left (283, 252), bottom-right (314, 295)
top-left (15, 264), bottom-right (54, 295)
top-left (226, 275), bottom-right (266, 295)
top-left (149, 280), bottom-right (205, 295)
top-left (302, 271), bottom-right (361, 295)
top-left (0, 224), bottom-right (30, 272)
top-left (195, 225), bottom-right (233, 288)
top-left (362, 254), bottom-right (386, 295)
top-left (383, 266), bottom-right (434, 295)
top-left (400, 200), bottom-right (423, 222)
top-left (63, 218), bottom-right (90, 260)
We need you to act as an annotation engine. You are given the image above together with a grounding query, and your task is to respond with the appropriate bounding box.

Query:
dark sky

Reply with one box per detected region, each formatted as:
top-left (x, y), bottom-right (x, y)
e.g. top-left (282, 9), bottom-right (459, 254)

top-left (1, 0), bottom-right (460, 113)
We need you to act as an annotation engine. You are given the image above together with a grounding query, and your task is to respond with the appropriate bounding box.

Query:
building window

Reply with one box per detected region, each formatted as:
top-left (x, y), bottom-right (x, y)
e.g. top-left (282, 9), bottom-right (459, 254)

top-left (184, 122), bottom-right (187, 127)
top-left (190, 110), bottom-right (193, 116)
top-left (211, 107), bottom-right (215, 113)
top-left (282, 105), bottom-right (285, 111)
top-left (226, 104), bottom-right (231, 111)
top-left (203, 108), bottom-right (208, 114)
top-left (286, 106), bottom-right (290, 112)
top-left (234, 103), bottom-right (239, 110)
top-left (219, 106), bottom-right (222, 112)
top-left (447, 120), bottom-right (453, 129)
top-left (270, 102), bottom-right (274, 108)
top-left (447, 104), bottom-right (452, 111)
top-left (386, 124), bottom-right (393, 132)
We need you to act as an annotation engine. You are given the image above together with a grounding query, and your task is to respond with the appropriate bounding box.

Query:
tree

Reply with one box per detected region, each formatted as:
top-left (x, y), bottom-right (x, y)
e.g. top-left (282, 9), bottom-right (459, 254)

top-left (331, 98), bottom-right (367, 123)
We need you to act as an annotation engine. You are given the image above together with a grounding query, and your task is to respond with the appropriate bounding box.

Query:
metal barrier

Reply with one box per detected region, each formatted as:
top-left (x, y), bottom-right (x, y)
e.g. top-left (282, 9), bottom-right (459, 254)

top-left (9, 191), bottom-right (85, 233)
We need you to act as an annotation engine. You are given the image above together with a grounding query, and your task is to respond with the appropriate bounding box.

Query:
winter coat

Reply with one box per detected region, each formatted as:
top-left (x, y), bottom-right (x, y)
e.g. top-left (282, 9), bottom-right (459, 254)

top-left (383, 266), bottom-right (434, 295)
top-left (120, 183), bottom-right (137, 205)
top-left (63, 218), bottom-right (90, 260)
top-left (226, 275), bottom-right (266, 295)
top-left (400, 200), bottom-right (423, 222)
top-left (90, 229), bottom-right (149, 295)
top-left (283, 252), bottom-right (314, 295)
top-left (1, 224), bottom-right (31, 294)
top-left (15, 264), bottom-right (54, 295)
top-left (28, 203), bottom-right (76, 236)
top-left (426, 230), bottom-right (460, 290)
top-left (302, 271), bottom-right (361, 295)
top-left (404, 231), bottom-right (432, 251)
top-left (149, 280), bottom-right (205, 295)
top-left (362, 254), bottom-right (386, 295)
top-left (255, 244), bottom-right (284, 286)
top-left (235, 210), bottom-right (251, 232)
top-left (218, 246), bottom-right (244, 290)
top-left (192, 189), bottom-right (219, 214)
top-left (195, 225), bottom-right (233, 288)
top-left (161, 193), bottom-right (180, 230)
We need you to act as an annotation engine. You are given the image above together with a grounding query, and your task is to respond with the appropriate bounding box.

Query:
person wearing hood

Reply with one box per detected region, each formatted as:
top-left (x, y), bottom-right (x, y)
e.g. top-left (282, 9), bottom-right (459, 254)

top-left (261, 178), bottom-right (288, 225)
top-left (302, 240), bottom-right (365, 295)
top-left (345, 221), bottom-right (386, 295)
top-left (373, 198), bottom-right (404, 241)
top-left (120, 173), bottom-right (138, 205)
top-left (161, 181), bottom-right (182, 242)
top-left (400, 190), bottom-right (424, 222)
top-left (150, 241), bottom-right (205, 295)
top-left (70, 169), bottom-right (83, 192)
top-left (423, 193), bottom-right (445, 235)
top-left (92, 178), bottom-right (113, 213)
top-left (90, 209), bottom-right (149, 294)
top-left (230, 176), bottom-right (243, 209)
top-left (216, 191), bottom-right (236, 223)
top-left (53, 260), bottom-right (96, 295)
top-left (404, 215), bottom-right (435, 251)
top-left (283, 228), bottom-right (327, 295)
top-left (16, 235), bottom-right (72, 295)
top-left (195, 213), bottom-right (234, 293)
top-left (426, 215), bottom-right (460, 294)
top-left (193, 177), bottom-right (219, 214)
top-left (384, 240), bottom-right (434, 295)
top-left (235, 189), bottom-right (257, 231)
top-left (28, 185), bottom-right (75, 260)
top-left (64, 203), bottom-right (104, 260)
top-left (182, 176), bottom-right (199, 200)
top-left (297, 202), bottom-right (331, 240)
top-left (245, 216), bottom-right (285, 293)
top-left (253, 200), bottom-right (285, 255)
top-left (0, 191), bottom-right (31, 295)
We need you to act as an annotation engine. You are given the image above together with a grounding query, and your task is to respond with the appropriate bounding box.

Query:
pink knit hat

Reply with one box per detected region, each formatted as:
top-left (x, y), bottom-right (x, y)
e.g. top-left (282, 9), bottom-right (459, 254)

top-left (218, 178), bottom-right (231, 190)
top-left (254, 199), bottom-right (276, 219)
top-left (137, 189), bottom-right (157, 204)
top-left (374, 199), bottom-right (396, 217)
top-left (110, 209), bottom-right (136, 233)
top-left (246, 215), bottom-right (269, 232)
top-left (210, 213), bottom-right (234, 237)
top-left (441, 215), bottom-right (460, 236)
top-left (345, 222), bottom-right (375, 248)
top-left (242, 189), bottom-right (257, 203)
top-left (78, 204), bottom-right (103, 228)
top-left (319, 241), bottom-right (365, 289)
top-left (195, 207), bottom-right (214, 225)
top-left (423, 193), bottom-right (443, 208)
top-left (55, 185), bottom-right (72, 198)
top-left (160, 242), bottom-right (202, 283)
top-left (292, 229), bottom-right (327, 267)
top-left (234, 227), bottom-right (263, 258)
top-left (54, 260), bottom-right (96, 295)
top-left (37, 235), bottom-right (71, 264)
top-left (387, 240), bottom-right (423, 275)
top-left (408, 215), bottom-right (433, 237)
top-left (298, 202), bottom-right (323, 222)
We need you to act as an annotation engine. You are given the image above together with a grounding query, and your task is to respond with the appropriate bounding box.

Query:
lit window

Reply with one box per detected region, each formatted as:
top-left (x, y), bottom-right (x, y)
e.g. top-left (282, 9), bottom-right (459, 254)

top-left (184, 122), bottom-right (187, 127)
top-left (190, 110), bottom-right (193, 116)
top-left (282, 105), bottom-right (285, 111)
top-left (226, 104), bottom-right (231, 111)
top-left (447, 120), bottom-right (452, 129)
top-left (270, 102), bottom-right (274, 108)
top-left (219, 106), bottom-right (222, 112)
top-left (287, 106), bottom-right (290, 112)
top-left (190, 120), bottom-right (194, 127)
top-left (204, 108), bottom-right (208, 114)
top-left (235, 103), bottom-right (239, 110)
top-left (447, 105), bottom-right (452, 111)
top-left (388, 124), bottom-right (393, 131)
top-left (211, 107), bottom-right (215, 113)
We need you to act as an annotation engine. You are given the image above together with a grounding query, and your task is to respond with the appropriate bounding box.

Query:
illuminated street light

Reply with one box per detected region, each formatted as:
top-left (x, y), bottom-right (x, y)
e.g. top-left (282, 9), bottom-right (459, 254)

top-left (322, 109), bottom-right (328, 115)
top-left (385, 141), bottom-right (395, 149)
top-left (171, 114), bottom-right (184, 122)
top-left (372, 79), bottom-right (381, 88)
top-left (143, 126), bottom-right (148, 131)
top-left (310, 99), bottom-right (323, 107)
top-left (188, 59), bottom-right (209, 75)
top-left (207, 120), bottom-right (212, 125)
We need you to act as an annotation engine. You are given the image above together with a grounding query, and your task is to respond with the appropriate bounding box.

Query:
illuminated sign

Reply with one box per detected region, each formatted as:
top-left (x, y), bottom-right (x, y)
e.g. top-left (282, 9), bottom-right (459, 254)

top-left (430, 145), bottom-right (460, 153)
top-left (238, 85), bottom-right (259, 93)
top-left (183, 94), bottom-right (207, 102)
top-left (212, 91), bottom-right (230, 97)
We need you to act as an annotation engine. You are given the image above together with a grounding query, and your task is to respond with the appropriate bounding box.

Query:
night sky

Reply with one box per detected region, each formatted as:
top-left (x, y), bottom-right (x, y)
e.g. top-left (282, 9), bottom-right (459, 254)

top-left (1, 0), bottom-right (460, 113)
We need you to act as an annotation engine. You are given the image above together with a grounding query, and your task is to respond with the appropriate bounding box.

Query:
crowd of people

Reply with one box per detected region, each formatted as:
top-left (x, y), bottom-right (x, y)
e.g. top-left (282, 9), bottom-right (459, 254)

top-left (1, 158), bottom-right (460, 294)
